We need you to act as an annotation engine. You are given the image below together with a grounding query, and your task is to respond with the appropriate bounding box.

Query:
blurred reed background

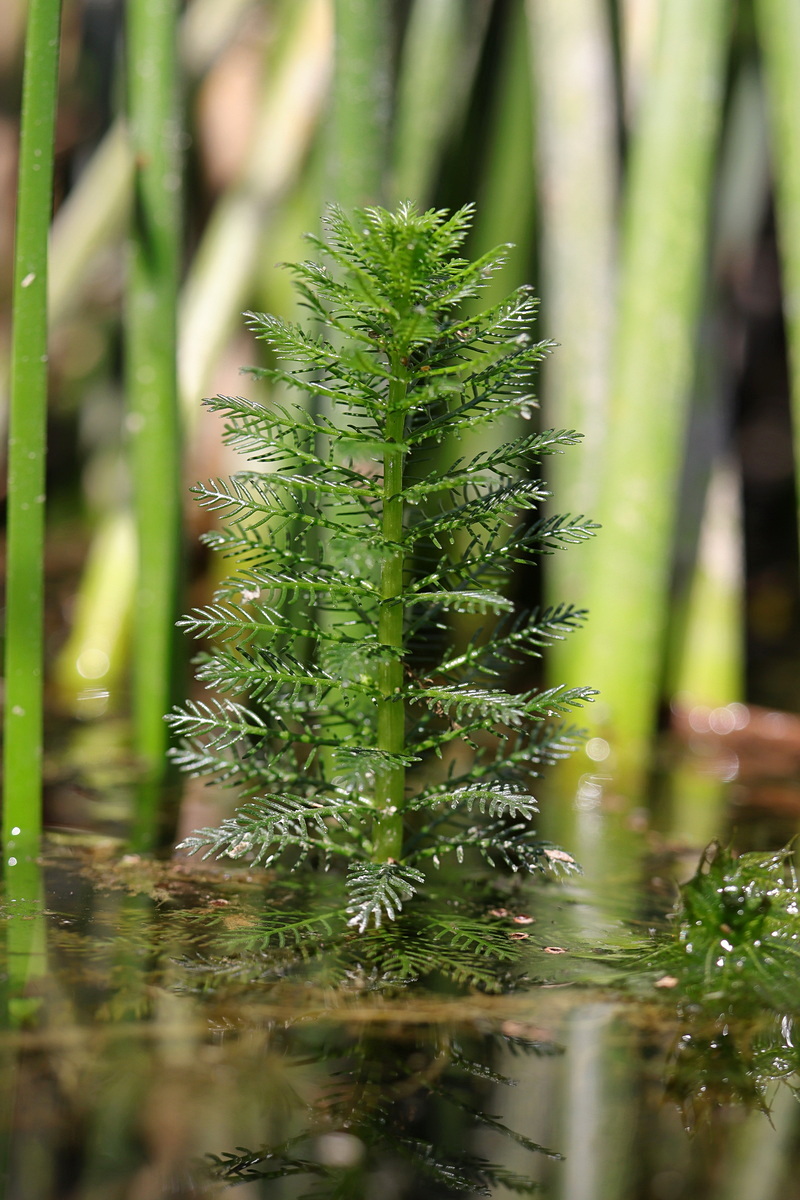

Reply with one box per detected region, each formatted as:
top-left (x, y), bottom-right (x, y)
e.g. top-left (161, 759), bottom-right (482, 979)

top-left (2, 0), bottom-right (800, 850)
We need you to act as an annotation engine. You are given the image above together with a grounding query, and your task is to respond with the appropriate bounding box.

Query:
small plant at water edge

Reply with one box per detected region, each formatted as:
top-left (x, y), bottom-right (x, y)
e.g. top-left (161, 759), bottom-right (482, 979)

top-left (169, 203), bottom-right (597, 933)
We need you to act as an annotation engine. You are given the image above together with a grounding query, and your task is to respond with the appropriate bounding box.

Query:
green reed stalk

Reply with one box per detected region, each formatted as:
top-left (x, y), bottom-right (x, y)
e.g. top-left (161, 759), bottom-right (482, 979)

top-left (55, 4), bottom-right (331, 722)
top-left (754, 0), bottom-right (800, 559)
top-left (449, 5), bottom-right (535, 652)
top-left (469, 2), bottom-right (535, 305)
top-left (125, 0), bottom-right (182, 843)
top-left (390, 0), bottom-right (490, 208)
top-left (2, 0), bottom-right (62, 857)
top-left (329, 0), bottom-right (389, 207)
top-left (566, 0), bottom-right (729, 785)
top-left (526, 0), bottom-right (616, 629)
top-left (4, 856), bottom-right (47, 1027)
top-left (48, 120), bottom-right (134, 326)
top-left (180, 0), bottom-right (332, 417)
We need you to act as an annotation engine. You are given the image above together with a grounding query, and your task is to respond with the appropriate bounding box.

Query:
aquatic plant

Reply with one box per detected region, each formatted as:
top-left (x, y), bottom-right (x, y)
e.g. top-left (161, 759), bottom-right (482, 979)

top-left (125, 0), bottom-right (183, 842)
top-left (3, 0), bottom-right (63, 854)
top-left (635, 842), bottom-right (800, 1123)
top-left (643, 842), bottom-right (800, 1010)
top-left (170, 203), bottom-right (596, 931)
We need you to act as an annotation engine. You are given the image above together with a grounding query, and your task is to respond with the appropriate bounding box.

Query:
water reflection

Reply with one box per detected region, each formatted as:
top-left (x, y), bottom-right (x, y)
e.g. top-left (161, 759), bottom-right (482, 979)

top-left (1, 842), bottom-right (800, 1198)
top-left (194, 1023), bottom-right (562, 1196)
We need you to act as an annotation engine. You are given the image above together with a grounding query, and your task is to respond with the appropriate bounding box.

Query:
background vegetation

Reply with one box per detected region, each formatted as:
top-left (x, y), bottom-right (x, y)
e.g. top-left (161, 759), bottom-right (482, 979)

top-left (2, 0), bottom-right (800, 849)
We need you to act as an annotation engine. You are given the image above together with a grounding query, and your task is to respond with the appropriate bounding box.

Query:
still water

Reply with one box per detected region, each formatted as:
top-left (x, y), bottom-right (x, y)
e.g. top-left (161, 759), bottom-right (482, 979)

top-left (3, 818), bottom-right (800, 1200)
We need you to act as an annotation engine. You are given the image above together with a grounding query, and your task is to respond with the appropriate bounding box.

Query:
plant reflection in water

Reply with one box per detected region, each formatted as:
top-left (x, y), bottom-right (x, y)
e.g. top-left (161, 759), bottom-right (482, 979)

top-left (195, 1024), bottom-right (562, 1196)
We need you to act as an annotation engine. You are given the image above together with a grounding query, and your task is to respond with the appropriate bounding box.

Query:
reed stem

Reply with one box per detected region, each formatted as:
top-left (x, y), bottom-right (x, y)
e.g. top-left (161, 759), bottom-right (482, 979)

top-left (329, 0), bottom-right (389, 207)
top-left (754, 0), bottom-right (800, 562)
top-left (526, 0), bottom-right (616, 629)
top-left (566, 0), bottom-right (729, 784)
top-left (125, 0), bottom-right (182, 844)
top-left (2, 0), bottom-right (62, 858)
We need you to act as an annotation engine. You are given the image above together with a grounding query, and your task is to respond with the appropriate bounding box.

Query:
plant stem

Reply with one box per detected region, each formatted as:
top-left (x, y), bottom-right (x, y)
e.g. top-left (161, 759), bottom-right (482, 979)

top-left (468, 1), bottom-right (535, 307)
top-left (390, 0), bottom-right (491, 207)
top-left (179, 0), bottom-right (332, 419)
top-left (754, 0), bottom-right (800, 562)
top-left (373, 358), bottom-right (407, 861)
top-left (328, 0), bottom-right (389, 207)
top-left (3, 0), bottom-right (62, 858)
top-left (563, 0), bottom-right (729, 786)
top-left (526, 0), bottom-right (616, 630)
top-left (48, 119), bottom-right (134, 326)
top-left (125, 0), bottom-right (182, 845)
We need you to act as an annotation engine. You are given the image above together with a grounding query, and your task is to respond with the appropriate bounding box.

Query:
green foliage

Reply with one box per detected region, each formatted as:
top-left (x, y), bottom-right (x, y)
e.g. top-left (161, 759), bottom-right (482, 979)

top-left (171, 203), bottom-right (595, 929)
top-left (641, 842), bottom-right (800, 1010)
top-left (631, 842), bottom-right (800, 1122)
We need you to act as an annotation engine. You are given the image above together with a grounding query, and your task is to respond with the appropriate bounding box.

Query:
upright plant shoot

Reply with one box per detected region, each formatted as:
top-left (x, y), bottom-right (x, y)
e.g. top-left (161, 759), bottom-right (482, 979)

top-left (172, 205), bottom-right (596, 931)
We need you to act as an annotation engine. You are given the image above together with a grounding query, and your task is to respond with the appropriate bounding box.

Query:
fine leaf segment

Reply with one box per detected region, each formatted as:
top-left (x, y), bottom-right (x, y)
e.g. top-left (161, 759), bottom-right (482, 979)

top-left (170, 203), bottom-right (597, 931)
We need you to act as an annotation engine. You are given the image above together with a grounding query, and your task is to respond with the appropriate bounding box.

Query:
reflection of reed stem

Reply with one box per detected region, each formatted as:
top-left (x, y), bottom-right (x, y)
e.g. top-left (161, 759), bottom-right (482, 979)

top-left (2, 0), bottom-right (63, 855)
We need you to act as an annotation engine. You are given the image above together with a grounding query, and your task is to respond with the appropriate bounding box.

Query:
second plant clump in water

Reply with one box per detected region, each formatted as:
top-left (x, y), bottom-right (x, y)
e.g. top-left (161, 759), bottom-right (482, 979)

top-left (170, 203), bottom-right (596, 933)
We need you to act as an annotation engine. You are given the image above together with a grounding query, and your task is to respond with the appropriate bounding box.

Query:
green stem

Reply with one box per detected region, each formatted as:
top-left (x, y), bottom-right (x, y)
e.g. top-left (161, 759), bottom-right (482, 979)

top-left (2, 0), bottom-right (62, 857)
top-left (754, 0), bottom-right (800, 564)
top-left (329, 0), bottom-right (389, 207)
top-left (563, 0), bottom-right (729, 786)
top-left (373, 358), bottom-right (407, 861)
top-left (390, 0), bottom-right (490, 207)
top-left (125, 0), bottom-right (182, 845)
top-left (526, 0), bottom-right (616, 624)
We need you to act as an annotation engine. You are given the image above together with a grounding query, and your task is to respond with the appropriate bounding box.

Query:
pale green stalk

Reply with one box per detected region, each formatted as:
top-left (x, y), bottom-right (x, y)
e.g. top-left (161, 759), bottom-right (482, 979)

top-left (54, 3), bottom-right (332, 724)
top-left (391, 0), bottom-right (491, 207)
top-left (54, 510), bottom-right (136, 715)
top-left (567, 0), bottom-right (729, 785)
top-left (468, 2), bottom-right (535, 304)
top-left (328, 0), bottom-right (389, 208)
top-left (666, 462), bottom-right (742, 848)
top-left (2, 0), bottom-right (62, 857)
top-left (670, 461), bottom-right (742, 710)
top-left (618, 0), bottom-right (660, 125)
top-left (664, 68), bottom-right (767, 849)
top-left (526, 0), bottom-right (616, 635)
top-left (179, 0), bottom-right (332, 418)
top-left (125, 0), bottom-right (182, 842)
top-left (453, 5), bottom-right (535, 649)
top-left (754, 0), bottom-right (800, 560)
top-left (48, 121), bottom-right (134, 326)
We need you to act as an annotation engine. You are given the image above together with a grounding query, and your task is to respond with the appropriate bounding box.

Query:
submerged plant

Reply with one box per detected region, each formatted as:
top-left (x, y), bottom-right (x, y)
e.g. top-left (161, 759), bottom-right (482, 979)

top-left (170, 203), bottom-right (596, 931)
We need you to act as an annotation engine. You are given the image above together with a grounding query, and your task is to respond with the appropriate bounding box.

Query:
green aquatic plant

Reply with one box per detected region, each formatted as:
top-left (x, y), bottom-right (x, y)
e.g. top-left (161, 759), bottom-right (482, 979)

top-left (633, 842), bottom-right (800, 1123)
top-left (642, 842), bottom-right (800, 1010)
top-left (3, 0), bottom-right (63, 854)
top-left (170, 203), bottom-right (596, 930)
